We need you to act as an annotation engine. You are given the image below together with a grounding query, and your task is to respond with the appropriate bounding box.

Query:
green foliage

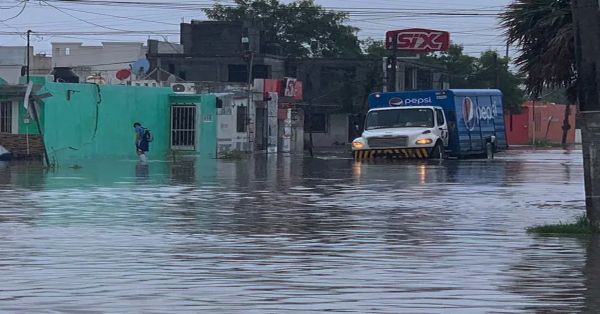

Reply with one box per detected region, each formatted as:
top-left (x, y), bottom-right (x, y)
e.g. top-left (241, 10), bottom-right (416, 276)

top-left (500, 0), bottom-right (574, 97)
top-left (204, 0), bottom-right (362, 58)
top-left (361, 38), bottom-right (386, 58)
top-left (527, 215), bottom-right (600, 235)
top-left (423, 44), bottom-right (525, 113)
top-left (422, 44), bottom-right (478, 88)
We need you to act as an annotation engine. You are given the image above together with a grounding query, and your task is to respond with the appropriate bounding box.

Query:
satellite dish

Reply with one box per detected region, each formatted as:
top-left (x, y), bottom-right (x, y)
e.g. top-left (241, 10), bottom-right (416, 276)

top-left (116, 69), bottom-right (131, 81)
top-left (131, 58), bottom-right (150, 76)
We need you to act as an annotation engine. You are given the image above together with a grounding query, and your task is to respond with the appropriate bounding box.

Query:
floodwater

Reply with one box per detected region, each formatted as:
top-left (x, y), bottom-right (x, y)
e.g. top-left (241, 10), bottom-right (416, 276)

top-left (0, 150), bottom-right (595, 313)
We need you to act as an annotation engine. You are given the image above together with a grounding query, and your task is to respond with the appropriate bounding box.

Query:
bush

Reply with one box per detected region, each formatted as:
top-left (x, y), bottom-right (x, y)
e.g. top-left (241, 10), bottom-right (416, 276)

top-left (527, 215), bottom-right (600, 235)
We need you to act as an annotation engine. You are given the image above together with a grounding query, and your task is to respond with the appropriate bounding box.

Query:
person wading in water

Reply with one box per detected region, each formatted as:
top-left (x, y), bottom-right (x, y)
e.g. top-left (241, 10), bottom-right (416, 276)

top-left (133, 122), bottom-right (152, 162)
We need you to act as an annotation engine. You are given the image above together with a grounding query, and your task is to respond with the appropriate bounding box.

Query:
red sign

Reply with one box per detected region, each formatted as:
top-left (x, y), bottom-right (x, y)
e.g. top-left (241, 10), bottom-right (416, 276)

top-left (385, 28), bottom-right (450, 52)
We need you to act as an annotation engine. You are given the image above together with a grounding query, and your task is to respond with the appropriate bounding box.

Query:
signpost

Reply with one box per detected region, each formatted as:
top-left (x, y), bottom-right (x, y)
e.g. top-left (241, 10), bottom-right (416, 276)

top-left (385, 28), bottom-right (450, 52)
top-left (384, 28), bottom-right (450, 92)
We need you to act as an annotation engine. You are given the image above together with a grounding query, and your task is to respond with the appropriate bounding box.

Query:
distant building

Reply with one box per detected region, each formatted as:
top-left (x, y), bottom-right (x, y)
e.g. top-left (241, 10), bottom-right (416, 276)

top-left (289, 58), bottom-right (449, 148)
top-left (147, 20), bottom-right (285, 82)
top-left (147, 21), bottom-right (301, 154)
top-left (0, 46), bottom-right (51, 84)
top-left (146, 20), bottom-right (449, 151)
top-left (51, 42), bottom-right (146, 84)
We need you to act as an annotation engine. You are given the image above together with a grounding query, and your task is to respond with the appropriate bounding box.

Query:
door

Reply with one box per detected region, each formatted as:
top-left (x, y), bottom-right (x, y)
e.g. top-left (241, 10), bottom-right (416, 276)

top-left (255, 107), bottom-right (267, 150)
top-left (171, 105), bottom-right (197, 150)
top-left (435, 108), bottom-right (449, 146)
top-left (506, 108), bottom-right (529, 145)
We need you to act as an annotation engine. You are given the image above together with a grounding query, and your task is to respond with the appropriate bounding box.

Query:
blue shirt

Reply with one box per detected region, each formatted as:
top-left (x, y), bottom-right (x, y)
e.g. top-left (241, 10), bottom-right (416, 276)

top-left (135, 126), bottom-right (145, 142)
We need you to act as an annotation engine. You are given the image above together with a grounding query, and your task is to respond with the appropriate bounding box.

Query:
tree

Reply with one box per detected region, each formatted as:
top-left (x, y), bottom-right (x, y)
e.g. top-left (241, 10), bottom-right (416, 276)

top-left (204, 0), bottom-right (362, 58)
top-left (501, 0), bottom-right (575, 148)
top-left (500, 0), bottom-right (574, 98)
top-left (423, 45), bottom-right (524, 112)
top-left (361, 38), bottom-right (386, 58)
top-left (502, 0), bottom-right (600, 225)
top-left (422, 44), bottom-right (478, 88)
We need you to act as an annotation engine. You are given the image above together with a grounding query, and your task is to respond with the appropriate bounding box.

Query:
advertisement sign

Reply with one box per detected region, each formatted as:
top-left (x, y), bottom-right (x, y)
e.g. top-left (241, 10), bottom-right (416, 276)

top-left (385, 28), bottom-right (450, 52)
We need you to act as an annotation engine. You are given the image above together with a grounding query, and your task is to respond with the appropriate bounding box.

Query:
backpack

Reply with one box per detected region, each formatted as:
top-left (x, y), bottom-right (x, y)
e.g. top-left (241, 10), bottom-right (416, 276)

top-left (143, 129), bottom-right (153, 142)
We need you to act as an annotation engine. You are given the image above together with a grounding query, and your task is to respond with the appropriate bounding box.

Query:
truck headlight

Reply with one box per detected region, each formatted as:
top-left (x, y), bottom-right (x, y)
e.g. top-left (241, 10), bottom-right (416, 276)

top-left (415, 138), bottom-right (433, 145)
top-left (352, 140), bottom-right (365, 149)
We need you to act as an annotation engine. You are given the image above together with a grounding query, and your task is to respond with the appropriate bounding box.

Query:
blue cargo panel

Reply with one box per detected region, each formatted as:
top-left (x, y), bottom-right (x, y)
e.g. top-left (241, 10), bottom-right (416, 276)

top-left (367, 89), bottom-right (506, 157)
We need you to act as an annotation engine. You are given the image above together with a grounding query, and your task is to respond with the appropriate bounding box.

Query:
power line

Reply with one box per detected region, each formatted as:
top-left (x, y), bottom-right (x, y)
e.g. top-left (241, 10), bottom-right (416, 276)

top-left (0, 0), bottom-right (26, 22)
top-left (42, 4), bottom-right (180, 26)
top-left (41, 0), bottom-right (136, 32)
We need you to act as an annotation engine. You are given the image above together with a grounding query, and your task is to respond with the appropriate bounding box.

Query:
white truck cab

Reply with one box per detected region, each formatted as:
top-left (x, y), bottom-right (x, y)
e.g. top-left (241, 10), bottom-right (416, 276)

top-left (352, 106), bottom-right (448, 158)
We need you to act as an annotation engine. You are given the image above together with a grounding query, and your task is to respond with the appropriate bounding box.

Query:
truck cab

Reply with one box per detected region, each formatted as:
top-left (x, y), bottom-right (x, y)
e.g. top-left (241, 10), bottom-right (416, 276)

top-left (352, 105), bottom-right (448, 159)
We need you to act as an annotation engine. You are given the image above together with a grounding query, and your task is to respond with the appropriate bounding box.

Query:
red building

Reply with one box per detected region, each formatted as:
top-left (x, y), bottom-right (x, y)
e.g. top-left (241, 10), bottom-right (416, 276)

top-left (505, 101), bottom-right (576, 146)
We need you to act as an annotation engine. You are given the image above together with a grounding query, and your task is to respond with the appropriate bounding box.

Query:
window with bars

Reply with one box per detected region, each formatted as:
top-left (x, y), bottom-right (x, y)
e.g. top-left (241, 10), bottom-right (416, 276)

top-left (171, 105), bottom-right (196, 150)
top-left (0, 101), bottom-right (12, 133)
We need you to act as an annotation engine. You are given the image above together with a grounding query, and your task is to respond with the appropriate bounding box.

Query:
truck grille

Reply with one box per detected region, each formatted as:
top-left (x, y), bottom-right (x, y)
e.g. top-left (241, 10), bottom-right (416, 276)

top-left (368, 136), bottom-right (408, 148)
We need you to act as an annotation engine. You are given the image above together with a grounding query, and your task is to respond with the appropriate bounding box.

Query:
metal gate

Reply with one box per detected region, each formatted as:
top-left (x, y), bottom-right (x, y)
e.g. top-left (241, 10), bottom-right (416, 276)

top-left (0, 101), bottom-right (12, 133)
top-left (171, 105), bottom-right (196, 150)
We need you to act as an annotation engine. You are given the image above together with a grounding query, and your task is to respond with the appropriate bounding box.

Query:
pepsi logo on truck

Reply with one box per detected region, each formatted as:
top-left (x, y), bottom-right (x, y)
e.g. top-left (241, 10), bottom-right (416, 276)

top-left (385, 28), bottom-right (450, 52)
top-left (389, 96), bottom-right (432, 106)
top-left (462, 97), bottom-right (498, 131)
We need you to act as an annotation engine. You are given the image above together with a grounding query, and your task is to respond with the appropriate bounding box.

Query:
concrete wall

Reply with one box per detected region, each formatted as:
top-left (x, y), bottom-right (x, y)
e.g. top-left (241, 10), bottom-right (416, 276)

top-left (29, 80), bottom-right (216, 163)
top-left (52, 42), bottom-right (146, 84)
top-left (505, 101), bottom-right (577, 146)
top-left (0, 46), bottom-right (31, 84)
top-left (307, 113), bottom-right (348, 147)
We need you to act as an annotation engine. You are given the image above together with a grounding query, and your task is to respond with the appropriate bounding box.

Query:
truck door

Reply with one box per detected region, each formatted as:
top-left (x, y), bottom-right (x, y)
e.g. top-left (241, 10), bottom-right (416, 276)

top-left (435, 108), bottom-right (449, 146)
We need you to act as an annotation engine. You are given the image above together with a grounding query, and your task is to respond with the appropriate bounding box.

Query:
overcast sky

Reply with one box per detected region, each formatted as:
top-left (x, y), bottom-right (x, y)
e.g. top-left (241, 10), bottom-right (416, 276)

top-left (0, 0), bottom-right (514, 56)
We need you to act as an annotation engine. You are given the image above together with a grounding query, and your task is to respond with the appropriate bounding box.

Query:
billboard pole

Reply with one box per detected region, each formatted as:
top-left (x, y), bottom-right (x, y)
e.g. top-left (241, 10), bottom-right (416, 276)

top-left (389, 36), bottom-right (397, 92)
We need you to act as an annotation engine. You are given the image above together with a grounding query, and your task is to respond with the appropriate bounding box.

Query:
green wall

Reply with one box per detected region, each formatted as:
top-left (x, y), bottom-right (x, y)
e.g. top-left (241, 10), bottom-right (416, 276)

top-left (31, 81), bottom-right (216, 164)
top-left (39, 82), bottom-right (173, 163)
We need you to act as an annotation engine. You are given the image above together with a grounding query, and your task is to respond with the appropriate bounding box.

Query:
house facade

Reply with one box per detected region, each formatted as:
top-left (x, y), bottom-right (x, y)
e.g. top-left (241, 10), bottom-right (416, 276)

top-left (0, 76), bottom-right (217, 164)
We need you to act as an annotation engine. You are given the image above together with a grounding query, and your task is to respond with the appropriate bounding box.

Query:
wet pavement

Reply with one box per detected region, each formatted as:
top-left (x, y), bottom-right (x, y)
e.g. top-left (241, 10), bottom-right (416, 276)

top-left (0, 150), bottom-right (594, 313)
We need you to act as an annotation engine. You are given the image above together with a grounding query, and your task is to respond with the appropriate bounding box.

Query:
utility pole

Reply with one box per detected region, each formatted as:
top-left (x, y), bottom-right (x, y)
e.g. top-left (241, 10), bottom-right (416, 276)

top-left (26, 30), bottom-right (30, 83)
top-left (572, 0), bottom-right (600, 224)
top-left (494, 52), bottom-right (500, 89)
top-left (388, 35), bottom-right (397, 92)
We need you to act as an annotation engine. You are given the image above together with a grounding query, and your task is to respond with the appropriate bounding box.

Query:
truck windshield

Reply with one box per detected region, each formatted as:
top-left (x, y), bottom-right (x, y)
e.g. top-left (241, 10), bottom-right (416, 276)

top-left (365, 108), bottom-right (434, 130)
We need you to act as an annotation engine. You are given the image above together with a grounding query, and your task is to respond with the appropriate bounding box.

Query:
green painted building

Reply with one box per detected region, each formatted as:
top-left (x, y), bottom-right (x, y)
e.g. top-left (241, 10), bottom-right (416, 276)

top-left (3, 77), bottom-right (217, 164)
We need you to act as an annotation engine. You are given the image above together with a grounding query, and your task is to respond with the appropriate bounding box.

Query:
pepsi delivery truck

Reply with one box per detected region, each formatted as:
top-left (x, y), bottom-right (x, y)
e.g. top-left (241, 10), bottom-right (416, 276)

top-left (352, 89), bottom-right (507, 159)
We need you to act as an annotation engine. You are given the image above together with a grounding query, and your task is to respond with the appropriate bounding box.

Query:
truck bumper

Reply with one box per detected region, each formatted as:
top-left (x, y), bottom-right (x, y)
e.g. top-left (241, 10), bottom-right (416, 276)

top-left (353, 147), bottom-right (431, 159)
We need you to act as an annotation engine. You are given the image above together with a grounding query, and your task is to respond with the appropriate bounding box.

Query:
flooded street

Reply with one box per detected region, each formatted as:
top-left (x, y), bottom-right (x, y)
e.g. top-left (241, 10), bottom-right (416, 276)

top-left (0, 150), bottom-right (595, 313)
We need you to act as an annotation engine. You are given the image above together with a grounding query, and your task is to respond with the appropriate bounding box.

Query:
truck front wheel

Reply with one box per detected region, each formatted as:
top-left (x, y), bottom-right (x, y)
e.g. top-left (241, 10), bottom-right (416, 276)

top-left (430, 142), bottom-right (445, 159)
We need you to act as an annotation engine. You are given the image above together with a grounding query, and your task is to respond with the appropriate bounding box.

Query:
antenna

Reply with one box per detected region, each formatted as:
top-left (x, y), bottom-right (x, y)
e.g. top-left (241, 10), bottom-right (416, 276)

top-left (116, 69), bottom-right (131, 84)
top-left (131, 58), bottom-right (150, 79)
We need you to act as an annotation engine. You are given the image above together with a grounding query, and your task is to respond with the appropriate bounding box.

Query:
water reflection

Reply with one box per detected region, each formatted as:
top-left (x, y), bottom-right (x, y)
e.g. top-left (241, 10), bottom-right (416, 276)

top-left (0, 150), bottom-right (591, 312)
